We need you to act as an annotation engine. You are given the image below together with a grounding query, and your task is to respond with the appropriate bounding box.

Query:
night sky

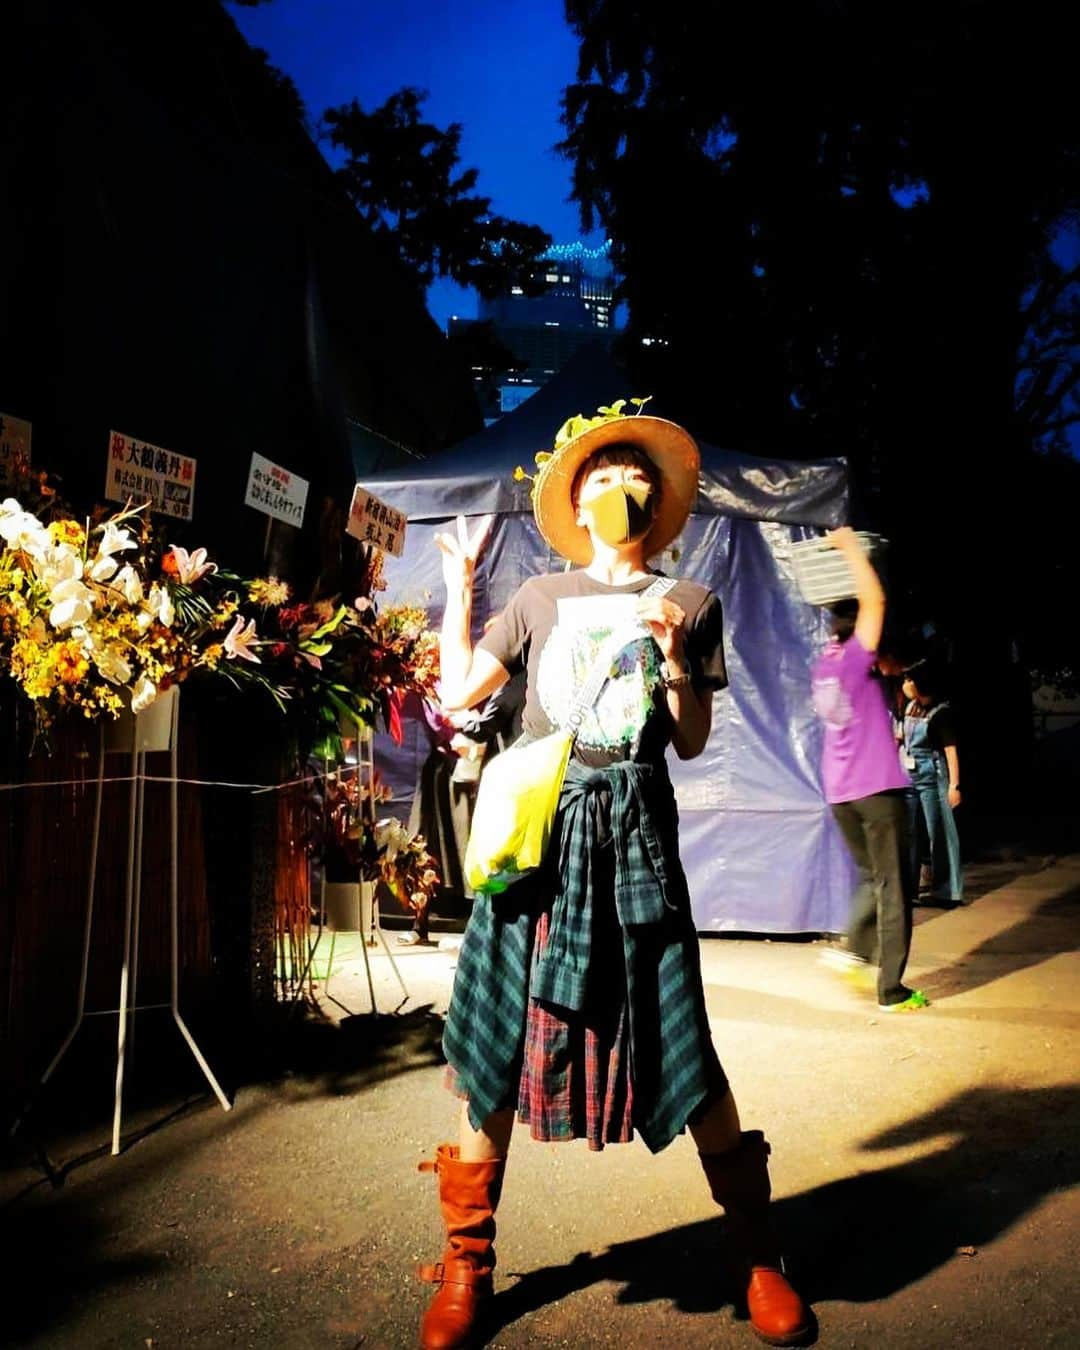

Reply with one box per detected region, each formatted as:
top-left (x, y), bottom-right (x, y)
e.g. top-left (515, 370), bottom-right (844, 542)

top-left (231, 0), bottom-right (606, 331)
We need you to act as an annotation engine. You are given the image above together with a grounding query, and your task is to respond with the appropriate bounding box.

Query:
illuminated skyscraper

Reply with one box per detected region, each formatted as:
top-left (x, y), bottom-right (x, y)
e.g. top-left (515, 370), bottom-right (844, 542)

top-left (450, 241), bottom-right (616, 419)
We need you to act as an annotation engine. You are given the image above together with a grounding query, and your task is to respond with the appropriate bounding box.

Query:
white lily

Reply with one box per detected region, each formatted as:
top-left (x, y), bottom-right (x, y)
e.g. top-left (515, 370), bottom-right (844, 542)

top-left (97, 521), bottom-right (137, 557)
top-left (169, 545), bottom-right (216, 585)
top-left (114, 564), bottom-right (144, 605)
top-left (223, 614), bottom-right (261, 663)
top-left (130, 673), bottom-right (158, 713)
top-left (48, 577), bottom-right (95, 630)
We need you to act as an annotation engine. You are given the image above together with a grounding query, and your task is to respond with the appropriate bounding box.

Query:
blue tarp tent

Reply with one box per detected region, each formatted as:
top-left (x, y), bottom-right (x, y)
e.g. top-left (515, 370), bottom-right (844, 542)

top-left (361, 345), bottom-right (857, 933)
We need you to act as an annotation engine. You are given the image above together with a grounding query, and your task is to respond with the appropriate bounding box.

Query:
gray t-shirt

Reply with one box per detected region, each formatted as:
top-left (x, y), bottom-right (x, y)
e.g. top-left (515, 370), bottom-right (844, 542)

top-left (477, 570), bottom-right (726, 769)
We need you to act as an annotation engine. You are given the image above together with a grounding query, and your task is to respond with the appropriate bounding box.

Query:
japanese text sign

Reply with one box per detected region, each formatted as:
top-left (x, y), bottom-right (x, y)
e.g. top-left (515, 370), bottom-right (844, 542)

top-left (346, 484), bottom-right (407, 556)
top-left (105, 430), bottom-right (196, 521)
top-left (244, 452), bottom-right (309, 529)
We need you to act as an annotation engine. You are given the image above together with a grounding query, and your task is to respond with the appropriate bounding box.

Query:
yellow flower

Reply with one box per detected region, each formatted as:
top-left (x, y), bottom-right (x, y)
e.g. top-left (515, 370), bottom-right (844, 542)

top-left (48, 518), bottom-right (86, 549)
top-left (55, 641), bottom-right (89, 685)
top-left (248, 576), bottom-right (291, 607)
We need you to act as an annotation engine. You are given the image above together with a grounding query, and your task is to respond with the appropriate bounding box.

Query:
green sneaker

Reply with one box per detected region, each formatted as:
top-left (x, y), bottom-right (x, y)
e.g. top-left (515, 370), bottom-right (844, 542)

top-left (878, 989), bottom-right (930, 1012)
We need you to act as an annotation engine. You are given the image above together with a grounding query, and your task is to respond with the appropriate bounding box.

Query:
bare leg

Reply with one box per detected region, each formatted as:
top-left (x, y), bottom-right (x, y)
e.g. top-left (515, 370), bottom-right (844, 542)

top-left (688, 1087), bottom-right (742, 1154)
top-left (459, 1100), bottom-right (514, 1161)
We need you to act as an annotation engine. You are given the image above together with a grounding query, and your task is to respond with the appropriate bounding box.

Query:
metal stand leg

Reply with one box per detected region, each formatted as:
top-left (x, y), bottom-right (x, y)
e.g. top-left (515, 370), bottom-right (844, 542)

top-left (111, 740), bottom-right (141, 1154)
top-left (11, 690), bottom-right (231, 1155)
top-left (166, 689), bottom-right (231, 1119)
top-left (371, 891), bottom-right (409, 1003)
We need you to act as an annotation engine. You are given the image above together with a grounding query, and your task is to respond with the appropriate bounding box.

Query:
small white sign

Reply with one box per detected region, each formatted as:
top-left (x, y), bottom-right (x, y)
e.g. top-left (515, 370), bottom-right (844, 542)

top-left (346, 483), bottom-right (407, 556)
top-left (105, 430), bottom-right (196, 521)
top-left (245, 452), bottom-right (309, 529)
top-left (0, 412), bottom-right (32, 488)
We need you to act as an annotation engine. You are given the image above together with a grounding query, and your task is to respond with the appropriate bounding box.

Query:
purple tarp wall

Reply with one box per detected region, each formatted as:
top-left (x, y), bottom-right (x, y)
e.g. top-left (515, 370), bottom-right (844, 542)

top-left (359, 347), bottom-right (857, 933)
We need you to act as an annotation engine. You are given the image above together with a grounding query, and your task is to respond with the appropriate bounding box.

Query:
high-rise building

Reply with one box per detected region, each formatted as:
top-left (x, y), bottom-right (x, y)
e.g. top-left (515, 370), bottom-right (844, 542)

top-left (450, 241), bottom-right (616, 421)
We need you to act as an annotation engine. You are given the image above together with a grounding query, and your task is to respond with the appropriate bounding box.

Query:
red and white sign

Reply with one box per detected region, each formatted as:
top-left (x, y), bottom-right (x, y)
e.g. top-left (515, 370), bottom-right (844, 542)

top-left (105, 430), bottom-right (196, 521)
top-left (346, 483), bottom-right (407, 556)
top-left (244, 452), bottom-right (309, 528)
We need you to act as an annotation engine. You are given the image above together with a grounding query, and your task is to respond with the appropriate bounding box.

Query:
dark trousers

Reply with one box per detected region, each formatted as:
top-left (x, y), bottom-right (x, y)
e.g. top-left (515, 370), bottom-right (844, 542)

top-left (831, 790), bottom-right (911, 1005)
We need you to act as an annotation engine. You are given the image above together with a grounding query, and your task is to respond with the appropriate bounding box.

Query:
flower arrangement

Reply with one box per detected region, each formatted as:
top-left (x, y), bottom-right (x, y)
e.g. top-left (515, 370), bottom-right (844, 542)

top-left (322, 766), bottom-right (440, 915)
top-left (0, 495), bottom-right (286, 737)
top-left (0, 481), bottom-right (440, 756)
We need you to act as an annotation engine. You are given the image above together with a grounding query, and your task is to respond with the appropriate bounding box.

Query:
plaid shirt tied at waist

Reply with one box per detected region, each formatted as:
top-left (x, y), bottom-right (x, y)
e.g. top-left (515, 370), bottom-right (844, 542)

top-left (443, 755), bottom-right (722, 1153)
top-left (530, 759), bottom-right (685, 1011)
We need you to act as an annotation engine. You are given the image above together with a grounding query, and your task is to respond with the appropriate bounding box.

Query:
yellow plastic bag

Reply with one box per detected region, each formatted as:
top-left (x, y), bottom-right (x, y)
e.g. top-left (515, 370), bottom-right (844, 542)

top-left (464, 730), bottom-right (574, 895)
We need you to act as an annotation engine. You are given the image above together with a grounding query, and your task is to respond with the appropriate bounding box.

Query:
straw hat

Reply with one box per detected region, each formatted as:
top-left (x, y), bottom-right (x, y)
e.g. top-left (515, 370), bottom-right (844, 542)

top-left (529, 410), bottom-right (700, 566)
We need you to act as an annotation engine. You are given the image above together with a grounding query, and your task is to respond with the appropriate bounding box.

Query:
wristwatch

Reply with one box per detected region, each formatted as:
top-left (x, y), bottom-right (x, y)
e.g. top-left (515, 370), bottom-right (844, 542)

top-left (661, 659), bottom-right (692, 689)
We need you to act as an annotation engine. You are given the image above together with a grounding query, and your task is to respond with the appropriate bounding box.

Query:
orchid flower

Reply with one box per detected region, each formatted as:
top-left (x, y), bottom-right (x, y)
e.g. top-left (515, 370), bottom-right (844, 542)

top-left (130, 673), bottom-right (158, 713)
top-left (146, 582), bottom-right (175, 628)
top-left (88, 552), bottom-right (121, 582)
top-left (48, 578), bottom-right (94, 630)
top-left (0, 499), bottom-right (50, 554)
top-left (169, 545), bottom-right (216, 585)
top-left (31, 541), bottom-right (83, 590)
top-left (223, 614), bottom-right (261, 664)
top-left (91, 643), bottom-right (132, 685)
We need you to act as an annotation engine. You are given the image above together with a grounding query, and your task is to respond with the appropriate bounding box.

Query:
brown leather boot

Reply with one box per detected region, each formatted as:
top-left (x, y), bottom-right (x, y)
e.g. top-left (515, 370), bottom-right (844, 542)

top-left (699, 1131), bottom-right (812, 1346)
top-left (418, 1143), bottom-right (506, 1350)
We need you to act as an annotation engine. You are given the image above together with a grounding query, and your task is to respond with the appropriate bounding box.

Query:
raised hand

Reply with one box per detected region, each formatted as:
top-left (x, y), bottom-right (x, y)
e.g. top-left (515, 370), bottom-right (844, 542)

top-left (434, 514), bottom-right (494, 593)
top-left (637, 594), bottom-right (688, 662)
top-left (824, 525), bottom-right (861, 555)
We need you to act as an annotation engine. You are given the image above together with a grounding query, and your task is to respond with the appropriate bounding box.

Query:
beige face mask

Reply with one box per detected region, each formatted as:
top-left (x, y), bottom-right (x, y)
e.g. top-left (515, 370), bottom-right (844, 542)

top-left (581, 481), bottom-right (654, 546)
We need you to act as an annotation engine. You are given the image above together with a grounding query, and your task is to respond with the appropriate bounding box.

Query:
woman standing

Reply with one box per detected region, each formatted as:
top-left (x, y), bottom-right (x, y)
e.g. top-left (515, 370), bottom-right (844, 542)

top-left (417, 409), bottom-right (810, 1349)
top-left (901, 663), bottom-right (964, 903)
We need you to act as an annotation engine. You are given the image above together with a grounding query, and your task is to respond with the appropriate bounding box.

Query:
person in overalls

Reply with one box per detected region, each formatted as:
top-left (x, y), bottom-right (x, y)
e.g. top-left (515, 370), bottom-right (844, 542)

top-left (418, 409), bottom-right (811, 1349)
top-left (901, 663), bottom-right (963, 903)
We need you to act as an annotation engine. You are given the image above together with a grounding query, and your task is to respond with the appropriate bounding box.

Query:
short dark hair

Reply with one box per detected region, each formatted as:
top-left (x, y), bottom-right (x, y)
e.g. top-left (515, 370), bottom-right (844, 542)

top-left (904, 661), bottom-right (944, 702)
top-left (570, 443), bottom-right (662, 512)
top-left (829, 598), bottom-right (858, 643)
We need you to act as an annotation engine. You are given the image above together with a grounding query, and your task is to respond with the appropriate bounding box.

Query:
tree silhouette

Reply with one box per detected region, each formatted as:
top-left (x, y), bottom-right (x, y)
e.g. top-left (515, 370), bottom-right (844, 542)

top-left (322, 87), bottom-right (552, 298)
top-left (560, 1), bottom-right (1079, 469)
top-left (559, 0), bottom-right (1080, 798)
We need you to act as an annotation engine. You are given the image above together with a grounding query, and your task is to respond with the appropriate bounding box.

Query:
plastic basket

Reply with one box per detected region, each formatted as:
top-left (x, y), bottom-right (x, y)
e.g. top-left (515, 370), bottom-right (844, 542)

top-left (790, 532), bottom-right (887, 606)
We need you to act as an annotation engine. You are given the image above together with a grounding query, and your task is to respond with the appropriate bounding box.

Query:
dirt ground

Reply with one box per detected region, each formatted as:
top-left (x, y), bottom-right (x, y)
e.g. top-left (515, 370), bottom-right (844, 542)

top-left (2, 855), bottom-right (1078, 1349)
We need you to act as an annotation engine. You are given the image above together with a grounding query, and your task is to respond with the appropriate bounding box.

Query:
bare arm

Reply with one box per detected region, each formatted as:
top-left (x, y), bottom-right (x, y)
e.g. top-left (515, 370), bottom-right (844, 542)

top-left (638, 593), bottom-right (714, 759)
top-left (827, 526), bottom-right (885, 652)
top-left (944, 744), bottom-right (961, 807)
top-left (665, 683), bottom-right (713, 760)
top-left (434, 515), bottom-right (510, 711)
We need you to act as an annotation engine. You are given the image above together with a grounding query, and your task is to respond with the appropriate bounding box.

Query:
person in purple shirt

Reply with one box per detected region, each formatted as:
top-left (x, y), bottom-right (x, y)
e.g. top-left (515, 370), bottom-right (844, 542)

top-left (811, 528), bottom-right (928, 1012)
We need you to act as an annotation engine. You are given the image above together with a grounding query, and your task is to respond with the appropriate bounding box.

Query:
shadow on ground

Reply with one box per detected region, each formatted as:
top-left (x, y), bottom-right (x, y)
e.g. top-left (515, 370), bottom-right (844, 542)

top-left (916, 882), bottom-right (1080, 1001)
top-left (474, 1084), bottom-right (1077, 1345)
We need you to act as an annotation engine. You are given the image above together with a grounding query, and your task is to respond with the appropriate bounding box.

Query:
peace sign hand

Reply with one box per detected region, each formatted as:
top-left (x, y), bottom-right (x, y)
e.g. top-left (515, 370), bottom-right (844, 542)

top-left (434, 514), bottom-right (494, 594)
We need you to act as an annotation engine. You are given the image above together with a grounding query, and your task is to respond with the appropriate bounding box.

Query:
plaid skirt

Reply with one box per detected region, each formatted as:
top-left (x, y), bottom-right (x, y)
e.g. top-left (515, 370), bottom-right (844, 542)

top-left (446, 904), bottom-right (636, 1150)
top-left (443, 879), bottom-right (728, 1153)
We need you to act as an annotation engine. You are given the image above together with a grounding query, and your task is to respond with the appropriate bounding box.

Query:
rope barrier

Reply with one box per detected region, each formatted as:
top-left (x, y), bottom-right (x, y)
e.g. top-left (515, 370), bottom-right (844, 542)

top-left (0, 764), bottom-right (364, 795)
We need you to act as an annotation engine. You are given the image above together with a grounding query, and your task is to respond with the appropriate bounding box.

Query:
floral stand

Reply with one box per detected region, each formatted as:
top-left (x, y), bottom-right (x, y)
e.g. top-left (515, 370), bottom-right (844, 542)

top-left (26, 686), bottom-right (231, 1155)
